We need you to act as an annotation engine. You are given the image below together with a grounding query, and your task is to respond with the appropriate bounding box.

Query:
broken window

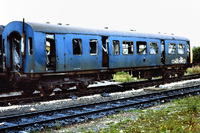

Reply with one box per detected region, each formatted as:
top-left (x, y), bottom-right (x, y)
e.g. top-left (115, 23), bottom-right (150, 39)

top-left (112, 40), bottom-right (120, 55)
top-left (28, 37), bottom-right (33, 55)
top-left (8, 32), bottom-right (21, 72)
top-left (90, 39), bottom-right (98, 55)
top-left (73, 39), bottom-right (82, 55)
top-left (149, 42), bottom-right (158, 55)
top-left (178, 43), bottom-right (185, 54)
top-left (122, 41), bottom-right (134, 55)
top-left (168, 43), bottom-right (176, 54)
top-left (137, 41), bottom-right (147, 55)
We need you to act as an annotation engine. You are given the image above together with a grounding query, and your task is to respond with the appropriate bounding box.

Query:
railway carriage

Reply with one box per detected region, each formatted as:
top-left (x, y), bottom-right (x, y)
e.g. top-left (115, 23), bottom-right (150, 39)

top-left (0, 25), bottom-right (4, 70)
top-left (0, 20), bottom-right (192, 95)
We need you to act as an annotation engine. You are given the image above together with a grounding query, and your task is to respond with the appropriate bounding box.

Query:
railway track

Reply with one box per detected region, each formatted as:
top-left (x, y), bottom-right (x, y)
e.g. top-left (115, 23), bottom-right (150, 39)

top-left (0, 74), bottom-right (200, 107)
top-left (0, 84), bottom-right (200, 132)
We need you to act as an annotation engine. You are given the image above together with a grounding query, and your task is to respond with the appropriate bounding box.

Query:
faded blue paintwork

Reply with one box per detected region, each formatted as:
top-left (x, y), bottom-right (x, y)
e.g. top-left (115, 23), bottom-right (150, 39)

top-left (34, 32), bottom-right (46, 72)
top-left (55, 34), bottom-right (65, 71)
top-left (25, 22), bottom-right (189, 41)
top-left (2, 21), bottom-right (190, 74)
top-left (3, 21), bottom-right (23, 71)
top-left (64, 34), bottom-right (102, 71)
top-left (54, 34), bottom-right (102, 72)
top-left (165, 40), bottom-right (188, 65)
top-left (109, 37), bottom-right (163, 69)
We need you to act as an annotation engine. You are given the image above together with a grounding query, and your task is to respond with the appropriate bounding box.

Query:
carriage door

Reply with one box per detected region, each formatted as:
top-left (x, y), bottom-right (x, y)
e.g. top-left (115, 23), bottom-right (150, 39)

top-left (8, 32), bottom-right (21, 72)
top-left (55, 34), bottom-right (65, 72)
top-left (102, 36), bottom-right (109, 68)
top-left (46, 34), bottom-right (56, 72)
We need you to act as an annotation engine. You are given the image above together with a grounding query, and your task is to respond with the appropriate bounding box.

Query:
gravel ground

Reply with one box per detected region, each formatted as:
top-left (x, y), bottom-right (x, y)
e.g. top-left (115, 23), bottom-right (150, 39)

top-left (51, 103), bottom-right (174, 133)
top-left (0, 78), bottom-right (200, 132)
top-left (50, 78), bottom-right (200, 133)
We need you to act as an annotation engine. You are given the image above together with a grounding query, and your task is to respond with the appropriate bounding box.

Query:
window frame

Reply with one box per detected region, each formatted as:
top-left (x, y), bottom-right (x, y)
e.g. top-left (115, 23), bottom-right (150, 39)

top-left (137, 41), bottom-right (147, 55)
top-left (89, 39), bottom-right (98, 55)
top-left (28, 37), bottom-right (33, 55)
top-left (178, 43), bottom-right (185, 55)
top-left (149, 42), bottom-right (159, 55)
top-left (168, 43), bottom-right (176, 55)
top-left (122, 41), bottom-right (134, 55)
top-left (73, 38), bottom-right (83, 55)
top-left (112, 40), bottom-right (120, 55)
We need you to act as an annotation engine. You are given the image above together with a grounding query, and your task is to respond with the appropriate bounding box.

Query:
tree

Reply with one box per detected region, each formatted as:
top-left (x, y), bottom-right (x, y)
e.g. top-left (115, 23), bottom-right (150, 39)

top-left (192, 47), bottom-right (200, 65)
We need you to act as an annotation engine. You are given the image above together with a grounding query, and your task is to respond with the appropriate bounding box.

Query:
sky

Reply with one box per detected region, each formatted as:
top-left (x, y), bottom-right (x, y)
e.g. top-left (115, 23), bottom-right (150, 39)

top-left (1, 0), bottom-right (200, 47)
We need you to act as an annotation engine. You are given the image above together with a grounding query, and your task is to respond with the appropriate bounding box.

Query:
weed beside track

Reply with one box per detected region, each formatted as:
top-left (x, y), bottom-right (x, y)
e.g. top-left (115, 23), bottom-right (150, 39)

top-left (53, 95), bottom-right (200, 133)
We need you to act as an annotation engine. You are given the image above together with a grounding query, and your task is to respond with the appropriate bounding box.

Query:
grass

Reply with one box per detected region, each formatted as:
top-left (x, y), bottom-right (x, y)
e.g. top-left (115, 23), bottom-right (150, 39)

top-left (113, 71), bottom-right (136, 82)
top-left (187, 65), bottom-right (200, 75)
top-left (38, 95), bottom-right (200, 133)
top-left (96, 95), bottom-right (200, 133)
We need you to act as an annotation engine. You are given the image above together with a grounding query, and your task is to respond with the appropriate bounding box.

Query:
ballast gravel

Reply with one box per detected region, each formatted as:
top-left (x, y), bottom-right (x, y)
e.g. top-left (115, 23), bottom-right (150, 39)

top-left (0, 78), bottom-right (200, 118)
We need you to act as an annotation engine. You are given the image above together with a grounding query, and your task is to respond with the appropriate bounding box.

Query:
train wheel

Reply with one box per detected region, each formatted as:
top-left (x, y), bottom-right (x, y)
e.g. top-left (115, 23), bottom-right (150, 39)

top-left (39, 86), bottom-right (53, 96)
top-left (40, 88), bottom-right (53, 96)
top-left (76, 83), bottom-right (88, 92)
top-left (19, 84), bottom-right (35, 96)
top-left (22, 89), bottom-right (35, 96)
top-left (178, 72), bottom-right (184, 79)
top-left (163, 73), bottom-right (170, 80)
top-left (148, 78), bottom-right (152, 81)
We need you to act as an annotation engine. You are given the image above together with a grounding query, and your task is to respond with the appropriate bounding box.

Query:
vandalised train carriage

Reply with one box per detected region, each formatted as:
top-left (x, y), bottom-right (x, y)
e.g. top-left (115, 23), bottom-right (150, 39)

top-left (0, 21), bottom-right (192, 95)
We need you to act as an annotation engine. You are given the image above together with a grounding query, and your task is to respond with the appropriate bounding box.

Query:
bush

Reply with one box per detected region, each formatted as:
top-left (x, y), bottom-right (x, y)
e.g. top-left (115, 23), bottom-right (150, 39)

top-left (113, 71), bottom-right (135, 82)
top-left (187, 66), bottom-right (200, 74)
top-left (192, 47), bottom-right (200, 65)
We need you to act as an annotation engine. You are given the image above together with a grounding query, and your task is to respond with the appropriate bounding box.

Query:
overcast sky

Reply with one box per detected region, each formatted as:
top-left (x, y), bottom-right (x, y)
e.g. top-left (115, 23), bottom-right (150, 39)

top-left (1, 0), bottom-right (200, 47)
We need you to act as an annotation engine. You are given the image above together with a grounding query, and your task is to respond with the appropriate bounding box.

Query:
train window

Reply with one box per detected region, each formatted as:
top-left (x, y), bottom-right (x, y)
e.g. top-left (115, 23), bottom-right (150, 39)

top-left (178, 43), bottom-right (185, 54)
top-left (168, 43), bottom-right (176, 54)
top-left (28, 37), bottom-right (33, 55)
top-left (73, 39), bottom-right (82, 55)
top-left (90, 39), bottom-right (98, 55)
top-left (122, 41), bottom-right (134, 55)
top-left (149, 42), bottom-right (158, 55)
top-left (137, 41), bottom-right (147, 55)
top-left (112, 40), bottom-right (120, 55)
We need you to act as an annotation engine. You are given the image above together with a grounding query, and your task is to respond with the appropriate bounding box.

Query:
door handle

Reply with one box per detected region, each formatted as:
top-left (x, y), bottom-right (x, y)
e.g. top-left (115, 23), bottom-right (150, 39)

top-left (143, 57), bottom-right (146, 62)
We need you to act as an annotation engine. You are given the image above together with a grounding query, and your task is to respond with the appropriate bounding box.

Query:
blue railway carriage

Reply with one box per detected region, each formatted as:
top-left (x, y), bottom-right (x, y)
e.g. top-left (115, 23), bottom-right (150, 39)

top-left (0, 25), bottom-right (7, 88)
top-left (0, 25), bottom-right (4, 70)
top-left (0, 21), bottom-right (192, 95)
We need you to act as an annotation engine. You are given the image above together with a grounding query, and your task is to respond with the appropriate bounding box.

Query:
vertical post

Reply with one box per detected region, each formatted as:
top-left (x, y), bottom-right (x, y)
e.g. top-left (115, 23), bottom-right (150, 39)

top-left (21, 18), bottom-right (25, 56)
top-left (21, 18), bottom-right (26, 73)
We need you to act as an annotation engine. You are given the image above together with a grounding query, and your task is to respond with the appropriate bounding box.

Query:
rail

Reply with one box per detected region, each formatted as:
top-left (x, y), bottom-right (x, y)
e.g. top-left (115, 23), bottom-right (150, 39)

top-left (0, 84), bottom-right (200, 132)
